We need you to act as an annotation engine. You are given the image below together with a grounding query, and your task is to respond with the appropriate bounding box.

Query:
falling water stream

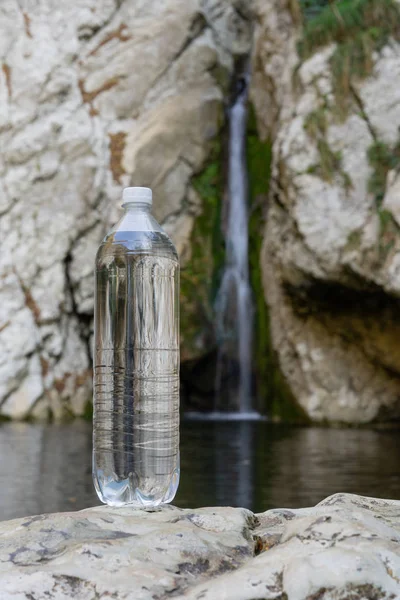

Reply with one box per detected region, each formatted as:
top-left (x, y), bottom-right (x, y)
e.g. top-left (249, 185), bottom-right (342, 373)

top-left (214, 74), bottom-right (254, 414)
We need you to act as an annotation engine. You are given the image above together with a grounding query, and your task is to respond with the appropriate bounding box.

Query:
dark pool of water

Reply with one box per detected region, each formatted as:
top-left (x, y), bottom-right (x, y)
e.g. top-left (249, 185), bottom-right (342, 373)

top-left (1, 419), bottom-right (400, 521)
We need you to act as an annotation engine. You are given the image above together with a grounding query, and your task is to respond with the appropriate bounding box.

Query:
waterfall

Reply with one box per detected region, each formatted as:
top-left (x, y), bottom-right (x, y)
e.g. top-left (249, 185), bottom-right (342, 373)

top-left (214, 75), bottom-right (254, 414)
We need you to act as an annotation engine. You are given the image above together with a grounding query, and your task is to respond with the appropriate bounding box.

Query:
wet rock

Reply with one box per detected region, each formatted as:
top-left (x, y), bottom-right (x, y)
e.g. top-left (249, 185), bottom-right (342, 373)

top-left (1, 494), bottom-right (399, 599)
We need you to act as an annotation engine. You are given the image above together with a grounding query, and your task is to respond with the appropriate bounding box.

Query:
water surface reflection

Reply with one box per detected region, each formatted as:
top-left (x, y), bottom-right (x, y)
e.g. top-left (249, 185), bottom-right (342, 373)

top-left (1, 420), bottom-right (400, 521)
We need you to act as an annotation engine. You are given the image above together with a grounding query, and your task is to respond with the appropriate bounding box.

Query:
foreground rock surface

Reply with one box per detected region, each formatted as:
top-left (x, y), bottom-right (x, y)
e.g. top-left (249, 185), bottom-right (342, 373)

top-left (1, 493), bottom-right (400, 599)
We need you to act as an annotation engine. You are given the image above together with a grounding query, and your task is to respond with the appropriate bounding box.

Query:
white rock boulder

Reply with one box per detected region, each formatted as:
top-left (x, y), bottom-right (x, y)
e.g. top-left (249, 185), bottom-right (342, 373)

top-left (1, 494), bottom-right (399, 599)
top-left (252, 0), bottom-right (400, 423)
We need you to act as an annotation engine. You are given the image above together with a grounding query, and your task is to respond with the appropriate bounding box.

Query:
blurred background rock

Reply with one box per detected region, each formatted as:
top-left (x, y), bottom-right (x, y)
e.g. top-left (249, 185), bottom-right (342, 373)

top-left (2, 0), bottom-right (400, 517)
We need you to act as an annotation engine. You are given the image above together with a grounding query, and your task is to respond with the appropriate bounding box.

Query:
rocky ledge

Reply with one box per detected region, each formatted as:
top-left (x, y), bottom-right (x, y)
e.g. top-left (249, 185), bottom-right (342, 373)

top-left (1, 494), bottom-right (399, 599)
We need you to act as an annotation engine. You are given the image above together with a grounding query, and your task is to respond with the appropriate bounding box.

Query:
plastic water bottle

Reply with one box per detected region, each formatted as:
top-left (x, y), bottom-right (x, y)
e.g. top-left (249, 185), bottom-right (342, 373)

top-left (93, 187), bottom-right (180, 507)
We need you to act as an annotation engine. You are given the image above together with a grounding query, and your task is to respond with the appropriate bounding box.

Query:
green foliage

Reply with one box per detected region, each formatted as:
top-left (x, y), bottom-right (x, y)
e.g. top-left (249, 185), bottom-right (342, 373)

top-left (180, 142), bottom-right (224, 360)
top-left (304, 108), bottom-right (351, 188)
top-left (367, 140), bottom-right (400, 260)
top-left (345, 229), bottom-right (362, 251)
top-left (300, 0), bottom-right (400, 56)
top-left (82, 399), bottom-right (93, 421)
top-left (191, 155), bottom-right (225, 295)
top-left (304, 106), bottom-right (327, 138)
top-left (299, 0), bottom-right (400, 118)
top-left (329, 29), bottom-right (378, 116)
top-left (378, 208), bottom-right (398, 260)
top-left (368, 141), bottom-right (400, 205)
top-left (378, 208), bottom-right (393, 229)
top-left (316, 140), bottom-right (342, 181)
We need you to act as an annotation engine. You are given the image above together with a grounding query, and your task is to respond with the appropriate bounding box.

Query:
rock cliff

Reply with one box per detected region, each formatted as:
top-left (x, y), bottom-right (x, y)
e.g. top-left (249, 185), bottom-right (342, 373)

top-left (0, 0), bottom-right (252, 419)
top-left (3, 0), bottom-right (400, 423)
top-left (253, 0), bottom-right (400, 423)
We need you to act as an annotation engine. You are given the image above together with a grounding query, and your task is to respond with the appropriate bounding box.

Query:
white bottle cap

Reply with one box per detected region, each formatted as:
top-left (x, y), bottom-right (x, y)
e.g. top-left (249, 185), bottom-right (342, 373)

top-left (122, 187), bottom-right (152, 206)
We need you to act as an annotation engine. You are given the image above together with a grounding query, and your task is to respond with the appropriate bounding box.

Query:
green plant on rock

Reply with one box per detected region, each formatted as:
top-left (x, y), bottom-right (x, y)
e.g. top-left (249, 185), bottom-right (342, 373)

top-left (299, 0), bottom-right (400, 118)
top-left (82, 399), bottom-right (93, 421)
top-left (304, 107), bottom-right (351, 188)
top-left (180, 142), bottom-right (224, 361)
top-left (308, 139), bottom-right (343, 182)
top-left (304, 106), bottom-right (328, 138)
top-left (368, 141), bottom-right (400, 205)
top-left (367, 139), bottom-right (400, 260)
top-left (345, 229), bottom-right (362, 252)
top-left (300, 0), bottom-right (400, 56)
top-left (377, 208), bottom-right (399, 261)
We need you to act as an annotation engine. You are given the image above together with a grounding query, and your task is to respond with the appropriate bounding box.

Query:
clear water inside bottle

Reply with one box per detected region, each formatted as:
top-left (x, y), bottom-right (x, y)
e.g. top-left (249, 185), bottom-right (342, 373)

top-left (93, 228), bottom-right (180, 507)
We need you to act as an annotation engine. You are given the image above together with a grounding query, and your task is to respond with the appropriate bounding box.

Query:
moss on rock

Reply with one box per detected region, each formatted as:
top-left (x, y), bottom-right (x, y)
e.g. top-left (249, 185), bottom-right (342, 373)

top-left (367, 139), bottom-right (400, 261)
top-left (368, 140), bottom-right (400, 207)
top-left (299, 0), bottom-right (400, 119)
top-left (82, 398), bottom-right (93, 421)
top-left (180, 141), bottom-right (224, 362)
top-left (304, 107), bottom-right (351, 189)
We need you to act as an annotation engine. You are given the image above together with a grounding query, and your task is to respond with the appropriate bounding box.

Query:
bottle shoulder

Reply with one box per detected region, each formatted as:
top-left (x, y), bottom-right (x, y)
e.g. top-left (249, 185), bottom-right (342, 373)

top-left (96, 230), bottom-right (179, 264)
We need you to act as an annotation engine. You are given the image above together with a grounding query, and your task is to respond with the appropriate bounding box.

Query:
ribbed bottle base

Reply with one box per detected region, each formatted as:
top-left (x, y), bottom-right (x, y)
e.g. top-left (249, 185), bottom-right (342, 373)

top-left (93, 453), bottom-right (180, 508)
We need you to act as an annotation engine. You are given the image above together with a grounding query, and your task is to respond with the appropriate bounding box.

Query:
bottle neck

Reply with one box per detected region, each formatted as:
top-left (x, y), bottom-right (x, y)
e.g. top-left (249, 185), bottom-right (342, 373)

top-left (113, 201), bottom-right (162, 234)
top-left (123, 202), bottom-right (152, 214)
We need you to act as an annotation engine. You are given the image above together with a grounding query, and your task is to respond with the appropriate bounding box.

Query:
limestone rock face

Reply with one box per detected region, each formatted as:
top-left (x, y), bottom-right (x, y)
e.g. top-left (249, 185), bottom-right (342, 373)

top-left (1, 494), bottom-right (399, 599)
top-left (0, 0), bottom-right (252, 419)
top-left (252, 0), bottom-right (400, 423)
